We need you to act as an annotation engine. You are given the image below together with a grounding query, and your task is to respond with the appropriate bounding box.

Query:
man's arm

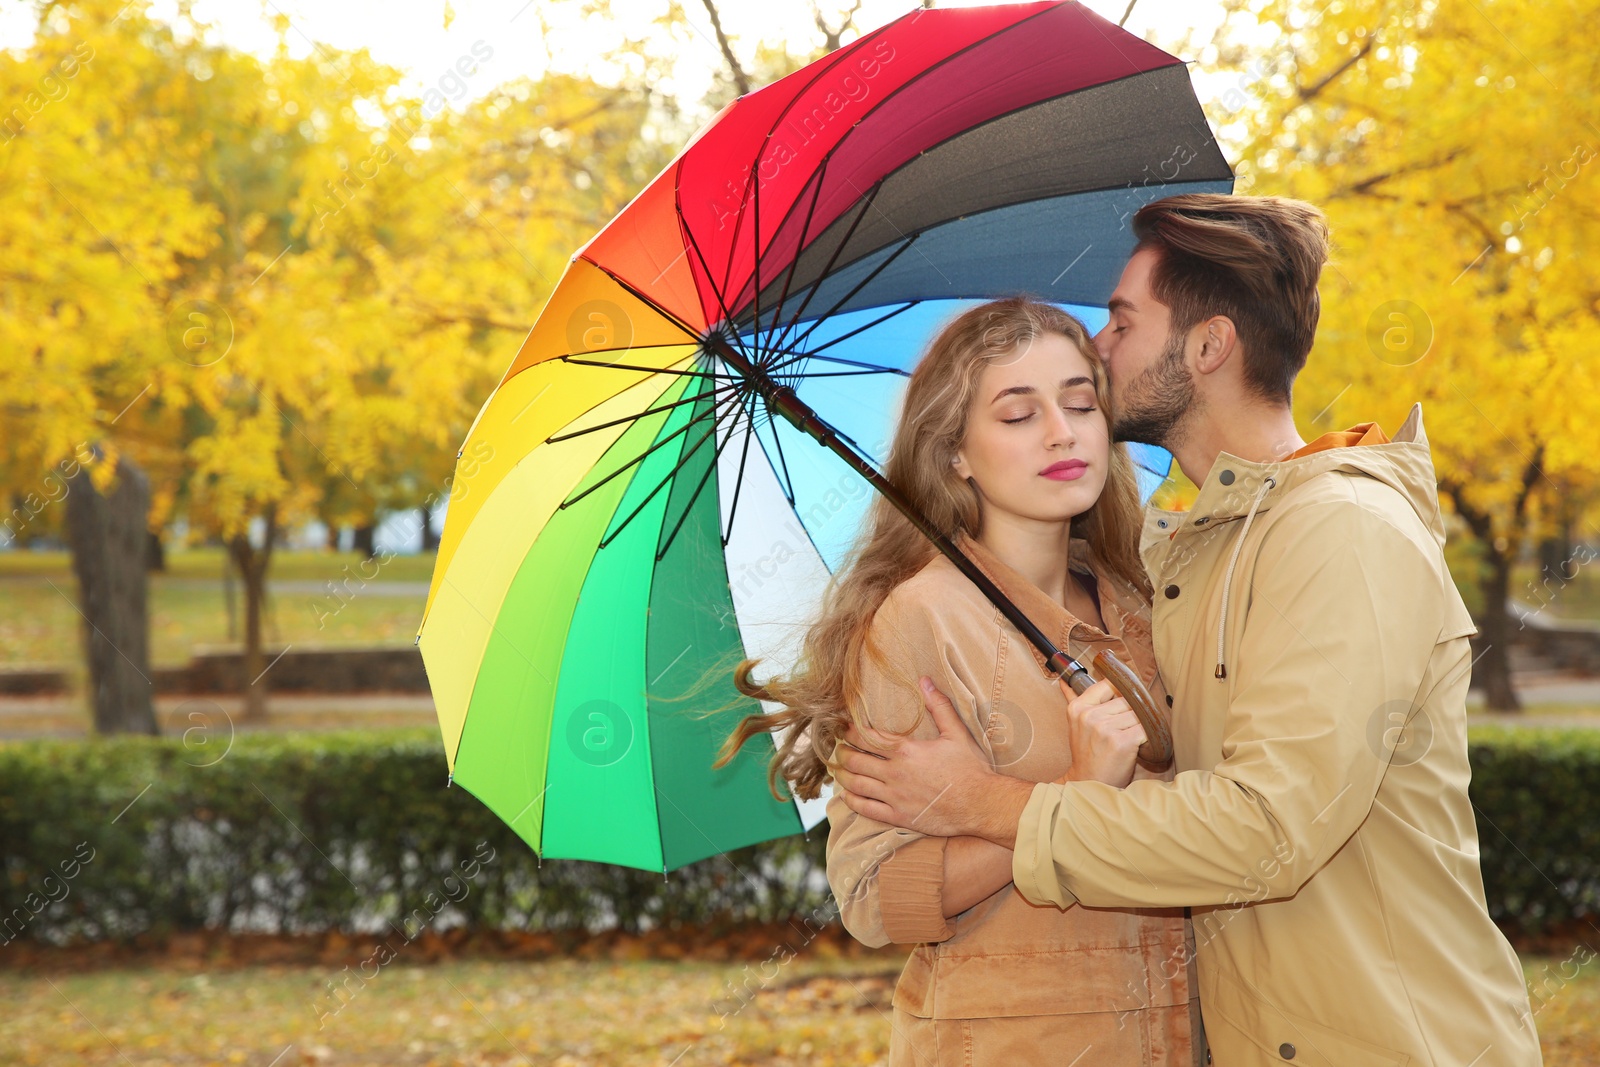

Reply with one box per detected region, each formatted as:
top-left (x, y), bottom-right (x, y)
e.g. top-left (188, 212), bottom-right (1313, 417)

top-left (835, 674), bottom-right (1152, 848)
top-left (1010, 497), bottom-right (1450, 911)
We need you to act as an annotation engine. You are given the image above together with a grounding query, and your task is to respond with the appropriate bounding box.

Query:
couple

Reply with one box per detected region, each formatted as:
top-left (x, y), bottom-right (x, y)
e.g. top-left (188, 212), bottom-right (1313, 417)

top-left (718, 194), bottom-right (1542, 1066)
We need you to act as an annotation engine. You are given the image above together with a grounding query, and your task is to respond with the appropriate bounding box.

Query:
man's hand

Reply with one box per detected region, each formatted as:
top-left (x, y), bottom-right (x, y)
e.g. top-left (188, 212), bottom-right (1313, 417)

top-left (833, 676), bottom-right (1034, 846)
top-left (1062, 677), bottom-right (1146, 788)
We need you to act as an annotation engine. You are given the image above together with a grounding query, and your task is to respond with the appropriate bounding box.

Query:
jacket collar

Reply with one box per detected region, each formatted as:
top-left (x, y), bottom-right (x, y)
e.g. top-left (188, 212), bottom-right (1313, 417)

top-left (1142, 401), bottom-right (1440, 546)
top-left (951, 529), bottom-right (1130, 671)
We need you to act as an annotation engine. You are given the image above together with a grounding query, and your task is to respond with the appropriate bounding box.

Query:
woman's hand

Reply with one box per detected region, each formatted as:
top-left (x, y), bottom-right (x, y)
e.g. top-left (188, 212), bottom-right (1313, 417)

top-left (1059, 677), bottom-right (1146, 788)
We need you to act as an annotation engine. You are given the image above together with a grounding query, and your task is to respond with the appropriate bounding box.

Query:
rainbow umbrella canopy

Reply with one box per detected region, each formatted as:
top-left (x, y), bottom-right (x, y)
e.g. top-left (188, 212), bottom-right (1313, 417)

top-left (418, 0), bottom-right (1233, 874)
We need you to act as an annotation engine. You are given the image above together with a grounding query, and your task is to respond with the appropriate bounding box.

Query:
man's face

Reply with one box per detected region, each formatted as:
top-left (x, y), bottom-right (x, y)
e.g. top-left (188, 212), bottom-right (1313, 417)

top-left (1093, 247), bottom-right (1196, 449)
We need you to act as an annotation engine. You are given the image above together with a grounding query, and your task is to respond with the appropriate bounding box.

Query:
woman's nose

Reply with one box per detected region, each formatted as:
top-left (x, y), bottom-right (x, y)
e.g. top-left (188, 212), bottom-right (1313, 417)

top-left (1043, 405), bottom-right (1075, 447)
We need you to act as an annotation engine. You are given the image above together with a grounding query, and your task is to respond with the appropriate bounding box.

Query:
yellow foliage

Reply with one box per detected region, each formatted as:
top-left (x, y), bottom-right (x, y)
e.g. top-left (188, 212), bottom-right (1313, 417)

top-left (2, 0), bottom-right (673, 549)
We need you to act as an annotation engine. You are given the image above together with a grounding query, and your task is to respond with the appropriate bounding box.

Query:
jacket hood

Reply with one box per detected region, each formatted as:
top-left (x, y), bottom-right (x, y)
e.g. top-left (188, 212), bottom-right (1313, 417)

top-left (1150, 402), bottom-right (1444, 549)
top-left (1143, 402), bottom-right (1445, 681)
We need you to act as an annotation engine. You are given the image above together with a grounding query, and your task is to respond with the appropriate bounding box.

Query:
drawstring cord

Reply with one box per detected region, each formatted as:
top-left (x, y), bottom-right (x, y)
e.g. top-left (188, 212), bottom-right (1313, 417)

top-left (1214, 476), bottom-right (1276, 680)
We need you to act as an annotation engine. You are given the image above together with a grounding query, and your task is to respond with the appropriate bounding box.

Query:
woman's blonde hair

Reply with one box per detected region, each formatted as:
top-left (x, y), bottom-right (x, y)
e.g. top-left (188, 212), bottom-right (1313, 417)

top-left (712, 297), bottom-right (1152, 802)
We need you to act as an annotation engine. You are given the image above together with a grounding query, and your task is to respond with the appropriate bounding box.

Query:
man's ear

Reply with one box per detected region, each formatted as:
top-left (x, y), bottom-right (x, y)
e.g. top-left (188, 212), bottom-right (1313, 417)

top-left (1193, 315), bottom-right (1238, 377)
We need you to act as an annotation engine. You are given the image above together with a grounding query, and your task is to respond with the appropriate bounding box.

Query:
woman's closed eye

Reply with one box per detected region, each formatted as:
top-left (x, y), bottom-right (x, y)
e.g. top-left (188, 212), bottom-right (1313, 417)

top-left (1001, 406), bottom-right (1095, 424)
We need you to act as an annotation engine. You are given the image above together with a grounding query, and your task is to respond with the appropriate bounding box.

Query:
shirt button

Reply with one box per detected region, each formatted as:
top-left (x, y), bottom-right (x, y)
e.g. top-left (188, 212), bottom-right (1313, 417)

top-left (1158, 519), bottom-right (1168, 528)
top-left (1164, 584), bottom-right (1180, 599)
top-left (1279, 1042), bottom-right (1296, 1059)
top-left (1165, 693), bottom-right (1174, 707)
top-left (1194, 516), bottom-right (1209, 525)
top-left (1219, 469), bottom-right (1236, 485)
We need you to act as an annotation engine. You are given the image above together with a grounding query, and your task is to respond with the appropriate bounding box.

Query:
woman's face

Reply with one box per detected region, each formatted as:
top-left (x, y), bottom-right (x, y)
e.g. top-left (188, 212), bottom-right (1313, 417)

top-left (952, 332), bottom-right (1111, 526)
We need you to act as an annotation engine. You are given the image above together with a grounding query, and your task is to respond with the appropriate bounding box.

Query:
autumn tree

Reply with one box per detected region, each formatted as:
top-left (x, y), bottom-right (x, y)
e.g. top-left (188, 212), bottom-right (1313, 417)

top-left (6, 0), bottom-right (729, 725)
top-left (1, 0), bottom-right (223, 733)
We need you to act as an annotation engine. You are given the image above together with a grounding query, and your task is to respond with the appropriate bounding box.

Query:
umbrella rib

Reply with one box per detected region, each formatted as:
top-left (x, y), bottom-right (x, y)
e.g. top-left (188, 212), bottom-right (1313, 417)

top-left (782, 234), bottom-right (923, 356)
top-left (582, 258), bottom-right (707, 345)
top-left (598, 405), bottom-right (729, 551)
top-left (733, 1), bottom-right (1077, 328)
top-left (655, 394), bottom-right (746, 562)
top-left (544, 379), bottom-right (746, 445)
top-left (762, 156), bottom-right (830, 352)
top-left (764, 306), bottom-right (924, 382)
top-left (720, 389), bottom-right (759, 549)
top-left (764, 406), bottom-right (798, 506)
top-left (767, 177), bottom-right (886, 354)
top-left (777, 364), bottom-right (912, 379)
top-left (720, 25), bottom-right (887, 307)
top-left (751, 158), bottom-right (764, 364)
top-left (559, 356), bottom-right (740, 382)
top-left (679, 216), bottom-right (754, 360)
top-left (558, 402), bottom-right (719, 512)
top-left (763, 300), bottom-right (920, 369)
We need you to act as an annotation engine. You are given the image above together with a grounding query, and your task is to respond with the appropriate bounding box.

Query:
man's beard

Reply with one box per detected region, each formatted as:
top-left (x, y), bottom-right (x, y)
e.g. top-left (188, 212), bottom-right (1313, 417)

top-left (1111, 328), bottom-right (1197, 449)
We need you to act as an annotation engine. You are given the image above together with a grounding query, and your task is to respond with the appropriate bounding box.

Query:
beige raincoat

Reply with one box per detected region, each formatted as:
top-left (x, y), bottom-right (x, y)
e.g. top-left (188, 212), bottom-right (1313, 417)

top-left (1011, 403), bottom-right (1541, 1066)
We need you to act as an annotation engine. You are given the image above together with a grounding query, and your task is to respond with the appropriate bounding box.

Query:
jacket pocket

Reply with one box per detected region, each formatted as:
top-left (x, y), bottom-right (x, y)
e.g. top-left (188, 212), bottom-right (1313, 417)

top-left (1201, 968), bottom-right (1412, 1066)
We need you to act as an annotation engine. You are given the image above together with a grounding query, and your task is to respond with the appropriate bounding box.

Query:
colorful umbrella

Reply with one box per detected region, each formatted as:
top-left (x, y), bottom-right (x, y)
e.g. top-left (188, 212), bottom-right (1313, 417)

top-left (418, 0), bottom-right (1233, 873)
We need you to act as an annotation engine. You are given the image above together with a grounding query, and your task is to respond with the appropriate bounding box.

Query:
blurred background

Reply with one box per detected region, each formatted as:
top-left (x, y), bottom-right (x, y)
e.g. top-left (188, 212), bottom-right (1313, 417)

top-left (2, 0), bottom-right (1598, 1064)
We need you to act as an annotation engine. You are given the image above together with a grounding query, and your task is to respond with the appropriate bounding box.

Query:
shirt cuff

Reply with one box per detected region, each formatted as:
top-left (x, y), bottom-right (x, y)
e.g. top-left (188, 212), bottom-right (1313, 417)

top-left (1012, 781), bottom-right (1081, 909)
top-left (877, 836), bottom-right (955, 943)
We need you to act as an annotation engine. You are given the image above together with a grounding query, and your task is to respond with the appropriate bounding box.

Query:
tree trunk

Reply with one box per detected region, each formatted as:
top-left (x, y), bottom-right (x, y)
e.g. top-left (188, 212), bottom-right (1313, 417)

top-left (228, 507), bottom-right (277, 722)
top-left (420, 504), bottom-right (440, 551)
top-left (1475, 547), bottom-right (1522, 712)
top-left (1442, 458), bottom-right (1540, 715)
top-left (145, 529), bottom-right (166, 572)
top-left (1536, 485), bottom-right (1579, 591)
top-left (64, 455), bottom-right (158, 736)
top-left (222, 550), bottom-right (238, 641)
top-left (1537, 536), bottom-right (1569, 585)
top-left (352, 522), bottom-right (375, 561)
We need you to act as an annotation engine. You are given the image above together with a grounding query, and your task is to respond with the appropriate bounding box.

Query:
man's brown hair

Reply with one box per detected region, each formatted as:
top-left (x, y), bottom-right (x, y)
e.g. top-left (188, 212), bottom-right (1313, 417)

top-left (1131, 194), bottom-right (1330, 405)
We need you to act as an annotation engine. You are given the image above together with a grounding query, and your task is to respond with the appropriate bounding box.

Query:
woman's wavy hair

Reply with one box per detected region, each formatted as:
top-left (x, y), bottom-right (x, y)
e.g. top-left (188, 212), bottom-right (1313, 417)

top-left (711, 297), bottom-right (1152, 802)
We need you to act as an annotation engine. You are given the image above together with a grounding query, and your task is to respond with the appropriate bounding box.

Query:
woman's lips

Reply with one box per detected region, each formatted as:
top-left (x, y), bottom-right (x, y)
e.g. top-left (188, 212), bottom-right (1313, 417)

top-left (1040, 460), bottom-right (1088, 481)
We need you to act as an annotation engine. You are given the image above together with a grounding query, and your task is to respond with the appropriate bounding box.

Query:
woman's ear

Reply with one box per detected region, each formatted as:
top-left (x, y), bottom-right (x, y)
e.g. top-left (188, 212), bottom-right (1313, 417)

top-left (951, 450), bottom-right (972, 479)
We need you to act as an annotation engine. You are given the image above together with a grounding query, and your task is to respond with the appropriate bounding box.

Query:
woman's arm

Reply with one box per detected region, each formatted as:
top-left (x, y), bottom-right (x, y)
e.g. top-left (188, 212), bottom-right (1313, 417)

top-left (933, 761), bottom-right (1103, 916)
top-left (938, 836), bottom-right (1016, 916)
top-left (824, 595), bottom-right (988, 946)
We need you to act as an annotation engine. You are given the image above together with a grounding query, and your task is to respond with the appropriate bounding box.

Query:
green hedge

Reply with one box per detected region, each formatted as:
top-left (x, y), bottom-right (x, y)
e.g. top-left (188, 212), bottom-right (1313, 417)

top-left (1468, 727), bottom-right (1600, 934)
top-left (1, 727), bottom-right (1595, 945)
top-left (0, 729), bottom-right (830, 947)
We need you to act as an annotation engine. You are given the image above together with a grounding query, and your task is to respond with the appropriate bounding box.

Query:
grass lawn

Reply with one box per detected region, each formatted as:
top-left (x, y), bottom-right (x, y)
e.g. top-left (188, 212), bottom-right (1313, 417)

top-left (0, 549), bottom-right (434, 668)
top-left (0, 952), bottom-right (1591, 1066)
top-left (7, 547), bottom-right (1600, 673)
top-left (0, 956), bottom-right (900, 1067)
top-left (1470, 706), bottom-right (1600, 722)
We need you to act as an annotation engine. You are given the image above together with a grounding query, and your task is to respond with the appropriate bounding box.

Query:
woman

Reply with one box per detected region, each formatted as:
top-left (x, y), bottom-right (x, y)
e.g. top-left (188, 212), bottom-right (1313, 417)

top-left (715, 298), bottom-right (1202, 1065)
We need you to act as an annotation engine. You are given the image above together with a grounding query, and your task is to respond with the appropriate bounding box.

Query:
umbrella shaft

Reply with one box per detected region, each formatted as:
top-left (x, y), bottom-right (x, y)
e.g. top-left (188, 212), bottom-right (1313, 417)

top-left (707, 336), bottom-right (1089, 684)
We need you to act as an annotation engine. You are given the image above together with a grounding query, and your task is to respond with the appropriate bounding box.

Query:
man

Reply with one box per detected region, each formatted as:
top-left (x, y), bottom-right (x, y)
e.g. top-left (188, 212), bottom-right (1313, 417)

top-left (833, 194), bottom-right (1542, 1066)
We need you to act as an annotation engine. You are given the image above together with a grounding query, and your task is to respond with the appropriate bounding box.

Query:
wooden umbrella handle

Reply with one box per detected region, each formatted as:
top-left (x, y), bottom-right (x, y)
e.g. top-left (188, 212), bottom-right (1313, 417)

top-left (1062, 649), bottom-right (1174, 768)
